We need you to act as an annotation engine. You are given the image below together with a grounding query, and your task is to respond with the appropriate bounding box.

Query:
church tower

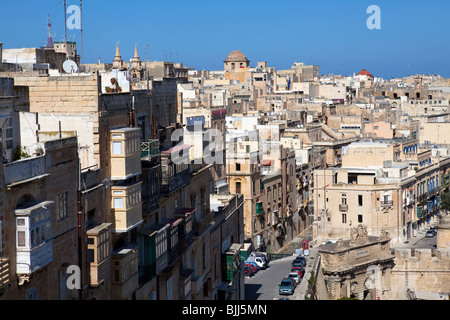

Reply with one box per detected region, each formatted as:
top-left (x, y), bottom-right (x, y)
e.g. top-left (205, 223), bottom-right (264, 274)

top-left (113, 42), bottom-right (124, 70)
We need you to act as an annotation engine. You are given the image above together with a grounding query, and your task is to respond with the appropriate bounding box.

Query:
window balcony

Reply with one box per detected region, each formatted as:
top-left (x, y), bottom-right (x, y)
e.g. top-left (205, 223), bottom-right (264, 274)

top-left (223, 244), bottom-right (242, 282)
top-left (15, 201), bottom-right (54, 277)
top-left (110, 128), bottom-right (142, 181)
top-left (160, 144), bottom-right (191, 194)
top-left (86, 223), bottom-right (112, 287)
top-left (112, 243), bottom-right (139, 300)
top-left (193, 212), bottom-right (214, 238)
top-left (339, 204), bottom-right (348, 212)
top-left (141, 139), bottom-right (160, 161)
top-left (138, 223), bottom-right (169, 282)
top-left (417, 206), bottom-right (423, 218)
top-left (167, 219), bottom-right (181, 266)
top-left (256, 201), bottom-right (263, 215)
top-left (0, 258), bottom-right (10, 289)
top-left (111, 181), bottom-right (143, 233)
top-left (381, 200), bottom-right (393, 208)
top-left (175, 208), bottom-right (194, 254)
top-left (179, 268), bottom-right (193, 300)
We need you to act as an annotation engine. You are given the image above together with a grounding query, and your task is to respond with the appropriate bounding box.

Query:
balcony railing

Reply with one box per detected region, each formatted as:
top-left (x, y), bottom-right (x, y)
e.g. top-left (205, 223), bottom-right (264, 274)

top-left (141, 140), bottom-right (160, 160)
top-left (381, 200), bottom-right (393, 208)
top-left (193, 213), bottom-right (213, 237)
top-left (339, 204), bottom-right (348, 212)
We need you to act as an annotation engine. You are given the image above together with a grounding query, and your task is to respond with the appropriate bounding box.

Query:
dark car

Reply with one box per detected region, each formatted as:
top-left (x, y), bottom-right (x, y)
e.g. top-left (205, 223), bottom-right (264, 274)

top-left (429, 227), bottom-right (437, 236)
top-left (426, 230), bottom-right (435, 238)
top-left (292, 256), bottom-right (306, 268)
top-left (294, 255), bottom-right (306, 264)
top-left (279, 278), bottom-right (295, 295)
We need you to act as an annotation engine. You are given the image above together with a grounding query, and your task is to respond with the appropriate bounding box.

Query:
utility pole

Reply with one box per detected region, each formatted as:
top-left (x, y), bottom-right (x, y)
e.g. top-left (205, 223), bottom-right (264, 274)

top-left (80, 0), bottom-right (84, 65)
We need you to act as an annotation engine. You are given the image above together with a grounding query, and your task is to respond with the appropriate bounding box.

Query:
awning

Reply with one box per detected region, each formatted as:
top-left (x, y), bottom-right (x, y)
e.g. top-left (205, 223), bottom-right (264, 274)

top-left (261, 159), bottom-right (273, 166)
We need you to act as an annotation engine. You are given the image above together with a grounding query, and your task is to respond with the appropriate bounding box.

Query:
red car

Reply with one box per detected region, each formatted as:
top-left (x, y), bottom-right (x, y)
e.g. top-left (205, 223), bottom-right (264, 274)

top-left (291, 266), bottom-right (304, 278)
top-left (244, 265), bottom-right (255, 277)
top-left (245, 263), bottom-right (257, 274)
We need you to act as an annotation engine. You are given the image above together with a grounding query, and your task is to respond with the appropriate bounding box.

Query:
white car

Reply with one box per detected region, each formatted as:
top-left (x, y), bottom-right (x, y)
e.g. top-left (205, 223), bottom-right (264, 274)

top-left (287, 272), bottom-right (300, 285)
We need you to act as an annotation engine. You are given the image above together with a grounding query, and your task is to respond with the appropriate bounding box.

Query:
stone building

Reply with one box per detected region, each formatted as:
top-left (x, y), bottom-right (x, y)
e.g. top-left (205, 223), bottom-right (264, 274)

top-left (391, 214), bottom-right (450, 300)
top-left (0, 136), bottom-right (80, 300)
top-left (319, 225), bottom-right (395, 300)
top-left (224, 50), bottom-right (250, 83)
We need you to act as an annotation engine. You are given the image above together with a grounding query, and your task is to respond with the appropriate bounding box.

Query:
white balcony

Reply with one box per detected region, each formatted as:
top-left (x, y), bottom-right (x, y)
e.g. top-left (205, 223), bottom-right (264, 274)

top-left (15, 201), bottom-right (54, 277)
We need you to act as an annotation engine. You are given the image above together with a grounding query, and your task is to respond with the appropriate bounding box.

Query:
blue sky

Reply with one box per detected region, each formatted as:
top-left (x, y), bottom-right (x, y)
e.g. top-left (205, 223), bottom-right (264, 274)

top-left (1, 0), bottom-right (449, 78)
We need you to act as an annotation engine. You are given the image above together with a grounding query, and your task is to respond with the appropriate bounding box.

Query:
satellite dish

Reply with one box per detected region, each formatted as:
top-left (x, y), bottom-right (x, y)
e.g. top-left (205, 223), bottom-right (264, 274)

top-left (63, 60), bottom-right (79, 74)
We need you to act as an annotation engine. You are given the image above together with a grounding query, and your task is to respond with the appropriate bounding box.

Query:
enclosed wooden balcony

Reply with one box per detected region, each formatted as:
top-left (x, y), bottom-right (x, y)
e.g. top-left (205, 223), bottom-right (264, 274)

top-left (86, 223), bottom-right (112, 287)
top-left (112, 243), bottom-right (139, 300)
top-left (110, 128), bottom-right (142, 181)
top-left (111, 181), bottom-right (143, 233)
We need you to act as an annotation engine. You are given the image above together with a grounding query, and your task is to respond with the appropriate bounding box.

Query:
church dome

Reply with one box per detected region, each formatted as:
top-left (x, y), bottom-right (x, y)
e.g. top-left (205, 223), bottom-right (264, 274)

top-left (357, 69), bottom-right (374, 78)
top-left (224, 50), bottom-right (249, 62)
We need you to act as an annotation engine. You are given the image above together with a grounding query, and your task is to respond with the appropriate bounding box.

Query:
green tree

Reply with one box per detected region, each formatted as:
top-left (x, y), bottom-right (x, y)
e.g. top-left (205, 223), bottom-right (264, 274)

top-left (440, 191), bottom-right (450, 213)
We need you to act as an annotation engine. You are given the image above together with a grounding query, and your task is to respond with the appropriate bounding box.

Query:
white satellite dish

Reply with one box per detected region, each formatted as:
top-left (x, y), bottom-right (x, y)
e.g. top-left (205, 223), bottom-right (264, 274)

top-left (63, 60), bottom-right (79, 74)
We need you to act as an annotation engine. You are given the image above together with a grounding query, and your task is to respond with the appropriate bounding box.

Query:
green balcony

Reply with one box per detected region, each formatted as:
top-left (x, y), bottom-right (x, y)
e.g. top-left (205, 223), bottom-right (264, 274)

top-left (417, 206), bottom-right (423, 219)
top-left (256, 201), bottom-right (263, 215)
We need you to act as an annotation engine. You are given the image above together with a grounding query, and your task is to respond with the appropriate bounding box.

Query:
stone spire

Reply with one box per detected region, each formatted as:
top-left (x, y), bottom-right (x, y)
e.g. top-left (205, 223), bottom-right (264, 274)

top-left (131, 44), bottom-right (142, 70)
top-left (113, 42), bottom-right (124, 69)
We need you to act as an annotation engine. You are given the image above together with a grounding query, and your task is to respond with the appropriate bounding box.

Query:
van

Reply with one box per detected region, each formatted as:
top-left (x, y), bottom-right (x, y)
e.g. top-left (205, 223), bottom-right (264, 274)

top-left (247, 256), bottom-right (266, 269)
top-left (249, 252), bottom-right (269, 267)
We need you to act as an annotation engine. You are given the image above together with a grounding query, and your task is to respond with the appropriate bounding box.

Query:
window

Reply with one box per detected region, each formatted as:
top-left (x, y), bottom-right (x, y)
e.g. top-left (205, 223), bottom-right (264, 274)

top-left (58, 192), bottom-right (68, 220)
top-left (236, 163), bottom-right (241, 171)
top-left (112, 141), bottom-right (122, 155)
top-left (161, 207), bottom-right (166, 221)
top-left (358, 195), bottom-right (363, 206)
top-left (246, 145), bottom-right (250, 153)
top-left (341, 194), bottom-right (347, 205)
top-left (358, 215), bottom-right (363, 223)
top-left (88, 249), bottom-right (95, 263)
top-left (342, 214), bottom-right (347, 224)
top-left (18, 231), bottom-right (26, 247)
top-left (236, 182), bottom-right (241, 194)
top-left (113, 198), bottom-right (124, 209)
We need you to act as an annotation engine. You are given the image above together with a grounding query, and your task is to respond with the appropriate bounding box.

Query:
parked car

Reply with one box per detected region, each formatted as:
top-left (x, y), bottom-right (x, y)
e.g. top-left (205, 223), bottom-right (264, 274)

top-left (293, 255), bottom-right (306, 266)
top-left (279, 278), bottom-right (295, 295)
top-left (291, 266), bottom-right (304, 278)
top-left (250, 253), bottom-right (270, 267)
top-left (426, 230), bottom-right (435, 238)
top-left (244, 265), bottom-right (255, 278)
top-left (429, 227), bottom-right (437, 236)
top-left (247, 255), bottom-right (267, 269)
top-left (244, 263), bottom-right (258, 274)
top-left (287, 272), bottom-right (300, 285)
